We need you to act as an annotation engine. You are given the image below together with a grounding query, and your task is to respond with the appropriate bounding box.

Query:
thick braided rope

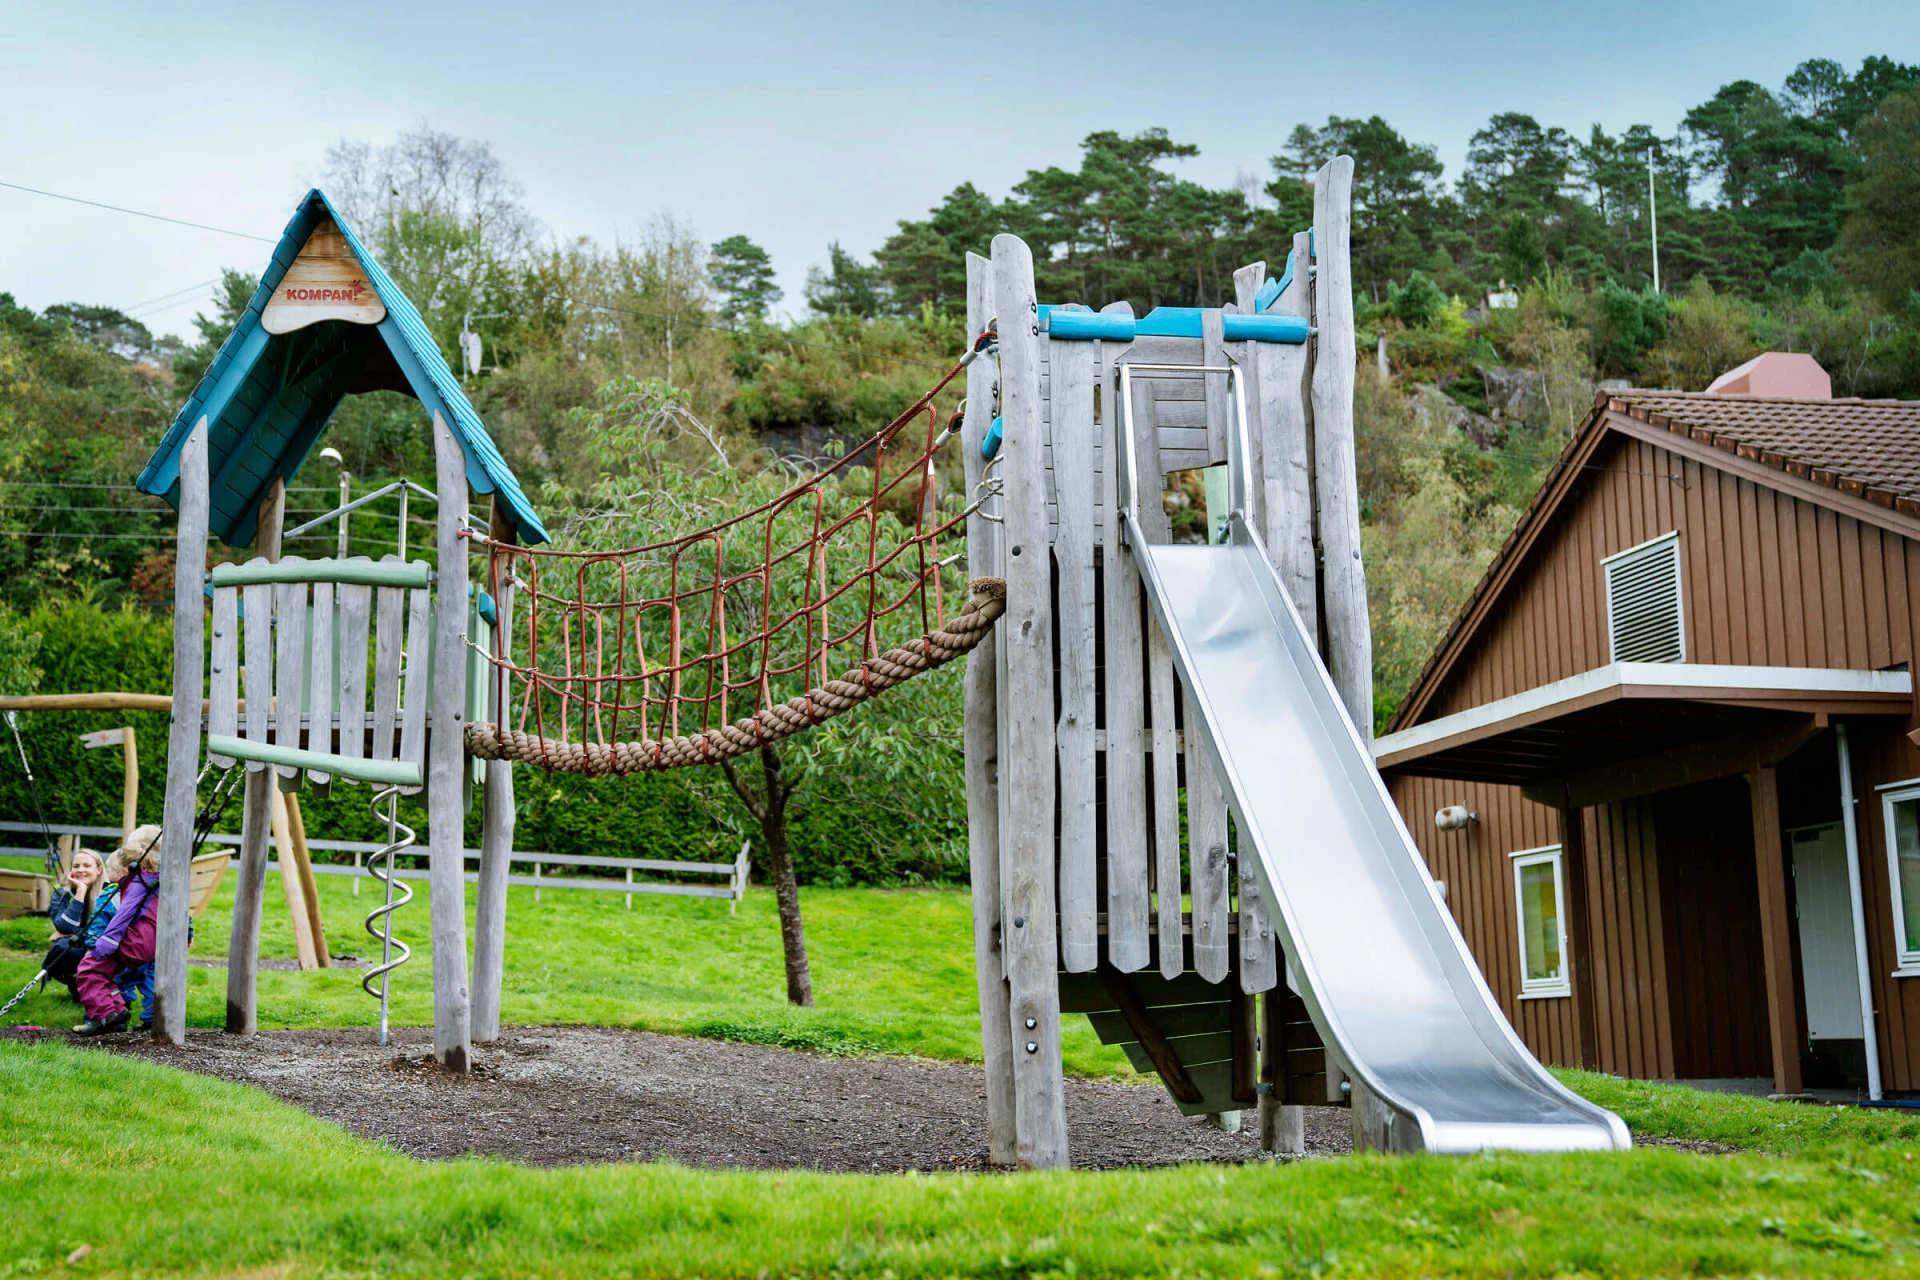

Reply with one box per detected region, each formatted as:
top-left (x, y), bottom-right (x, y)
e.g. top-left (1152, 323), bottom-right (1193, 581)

top-left (466, 578), bottom-right (1005, 775)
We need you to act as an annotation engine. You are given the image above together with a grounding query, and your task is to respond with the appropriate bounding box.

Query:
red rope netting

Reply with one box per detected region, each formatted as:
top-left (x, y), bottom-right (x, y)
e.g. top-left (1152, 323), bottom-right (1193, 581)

top-left (463, 342), bottom-right (1006, 775)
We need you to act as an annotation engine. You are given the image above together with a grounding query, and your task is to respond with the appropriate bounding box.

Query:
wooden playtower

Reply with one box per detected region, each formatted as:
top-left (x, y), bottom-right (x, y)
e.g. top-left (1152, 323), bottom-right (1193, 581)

top-left (962, 158), bottom-right (1370, 1167)
top-left (138, 190), bottom-right (540, 1067)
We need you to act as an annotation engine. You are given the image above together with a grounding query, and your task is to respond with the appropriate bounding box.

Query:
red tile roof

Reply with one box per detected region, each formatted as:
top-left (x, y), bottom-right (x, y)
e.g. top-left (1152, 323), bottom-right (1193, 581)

top-left (1608, 391), bottom-right (1920, 515)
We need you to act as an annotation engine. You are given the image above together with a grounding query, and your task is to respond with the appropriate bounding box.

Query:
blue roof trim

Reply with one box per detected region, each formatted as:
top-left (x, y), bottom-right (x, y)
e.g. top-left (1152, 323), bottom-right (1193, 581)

top-left (1036, 303), bottom-right (1307, 344)
top-left (138, 189), bottom-right (548, 545)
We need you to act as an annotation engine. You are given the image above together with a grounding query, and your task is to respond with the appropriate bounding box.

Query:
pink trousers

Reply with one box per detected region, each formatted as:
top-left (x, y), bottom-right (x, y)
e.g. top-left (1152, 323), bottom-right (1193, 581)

top-left (75, 912), bottom-right (155, 1020)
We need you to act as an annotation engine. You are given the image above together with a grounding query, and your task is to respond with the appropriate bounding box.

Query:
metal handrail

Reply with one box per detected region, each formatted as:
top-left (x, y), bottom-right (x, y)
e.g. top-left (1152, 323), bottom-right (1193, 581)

top-left (1114, 361), bottom-right (1252, 546)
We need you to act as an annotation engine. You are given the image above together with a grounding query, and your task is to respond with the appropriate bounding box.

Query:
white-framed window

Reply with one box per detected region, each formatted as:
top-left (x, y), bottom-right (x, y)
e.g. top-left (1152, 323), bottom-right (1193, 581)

top-left (1603, 531), bottom-right (1685, 663)
top-left (1510, 845), bottom-right (1572, 998)
top-left (1875, 780), bottom-right (1920, 975)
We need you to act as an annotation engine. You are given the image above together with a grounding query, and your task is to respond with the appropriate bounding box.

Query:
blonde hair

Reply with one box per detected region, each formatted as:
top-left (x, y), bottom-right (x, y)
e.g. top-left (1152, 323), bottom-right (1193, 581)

top-left (116, 824), bottom-right (163, 874)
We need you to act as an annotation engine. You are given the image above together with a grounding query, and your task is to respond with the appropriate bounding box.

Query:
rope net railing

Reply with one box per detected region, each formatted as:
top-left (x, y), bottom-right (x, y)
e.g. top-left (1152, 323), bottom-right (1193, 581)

top-left (464, 337), bottom-right (1004, 776)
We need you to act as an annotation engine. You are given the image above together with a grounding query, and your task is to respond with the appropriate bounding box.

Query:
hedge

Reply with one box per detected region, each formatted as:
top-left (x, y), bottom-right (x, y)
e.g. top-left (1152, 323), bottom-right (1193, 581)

top-left (0, 599), bottom-right (969, 886)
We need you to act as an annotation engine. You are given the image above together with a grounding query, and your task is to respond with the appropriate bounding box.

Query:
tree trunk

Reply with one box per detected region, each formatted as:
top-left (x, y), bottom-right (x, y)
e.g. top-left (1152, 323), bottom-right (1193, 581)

top-left (725, 743), bottom-right (813, 1007)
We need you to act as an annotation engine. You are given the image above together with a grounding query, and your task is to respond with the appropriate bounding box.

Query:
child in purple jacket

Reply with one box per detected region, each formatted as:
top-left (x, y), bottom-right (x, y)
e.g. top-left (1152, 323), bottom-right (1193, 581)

top-left (72, 825), bottom-right (162, 1037)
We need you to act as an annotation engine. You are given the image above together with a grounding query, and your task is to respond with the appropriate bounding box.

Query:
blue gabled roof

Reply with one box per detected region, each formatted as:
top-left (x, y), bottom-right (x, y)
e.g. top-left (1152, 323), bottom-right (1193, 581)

top-left (137, 189), bottom-right (548, 545)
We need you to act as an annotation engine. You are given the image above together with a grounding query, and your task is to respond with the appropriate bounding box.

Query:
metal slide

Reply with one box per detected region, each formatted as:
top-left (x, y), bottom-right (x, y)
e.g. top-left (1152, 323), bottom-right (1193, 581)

top-left (1117, 364), bottom-right (1630, 1154)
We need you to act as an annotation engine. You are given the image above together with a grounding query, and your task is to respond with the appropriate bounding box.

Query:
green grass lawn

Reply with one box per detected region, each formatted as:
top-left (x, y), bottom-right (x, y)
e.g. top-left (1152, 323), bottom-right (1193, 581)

top-left (0, 855), bottom-right (1129, 1075)
top-left (1, 1042), bottom-right (1918, 1277)
top-left (6, 855), bottom-right (1920, 1277)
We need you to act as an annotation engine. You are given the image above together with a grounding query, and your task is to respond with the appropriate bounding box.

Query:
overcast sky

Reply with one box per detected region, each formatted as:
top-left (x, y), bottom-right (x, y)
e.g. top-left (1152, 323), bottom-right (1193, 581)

top-left (4, 1), bottom-right (1914, 342)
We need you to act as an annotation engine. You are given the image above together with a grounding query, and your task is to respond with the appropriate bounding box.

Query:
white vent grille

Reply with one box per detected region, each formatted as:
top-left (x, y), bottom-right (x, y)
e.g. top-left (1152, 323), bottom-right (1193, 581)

top-left (1603, 532), bottom-right (1685, 664)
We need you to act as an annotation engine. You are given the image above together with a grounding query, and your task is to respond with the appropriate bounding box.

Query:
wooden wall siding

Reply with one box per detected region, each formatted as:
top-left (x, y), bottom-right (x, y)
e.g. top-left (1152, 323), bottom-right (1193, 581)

top-left (1653, 779), bottom-right (1774, 1081)
top-left (1385, 774), bottom-right (1578, 1067)
top-left (1583, 797), bottom-right (1675, 1080)
top-left (1428, 434), bottom-right (1916, 720)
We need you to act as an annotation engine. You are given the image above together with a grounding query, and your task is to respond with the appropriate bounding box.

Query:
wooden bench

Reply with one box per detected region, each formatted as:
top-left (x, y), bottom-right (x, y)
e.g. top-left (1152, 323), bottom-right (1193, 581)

top-left (0, 868), bottom-right (50, 920)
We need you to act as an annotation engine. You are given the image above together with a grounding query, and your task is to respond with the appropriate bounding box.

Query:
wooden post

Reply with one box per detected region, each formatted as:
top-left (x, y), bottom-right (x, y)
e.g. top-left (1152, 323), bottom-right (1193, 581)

top-left (283, 792), bottom-right (329, 967)
top-left (1311, 156), bottom-right (1370, 738)
top-left (119, 726), bottom-right (138, 841)
top-left (991, 234), bottom-right (1069, 1169)
top-left (472, 499), bottom-right (518, 1044)
top-left (429, 414), bottom-right (473, 1071)
top-left (1558, 793), bottom-right (1600, 1070)
top-left (963, 251), bottom-right (1017, 1166)
top-left (154, 419), bottom-right (209, 1046)
top-left (226, 477), bottom-right (284, 1034)
top-left (1259, 987), bottom-right (1307, 1153)
top-left (1310, 156), bottom-right (1382, 1149)
top-left (1750, 764), bottom-right (1806, 1096)
top-left (270, 790), bottom-right (319, 970)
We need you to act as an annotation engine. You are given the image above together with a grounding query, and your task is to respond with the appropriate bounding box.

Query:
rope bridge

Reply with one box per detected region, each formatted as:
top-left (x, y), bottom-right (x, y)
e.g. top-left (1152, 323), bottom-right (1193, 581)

top-left (464, 337), bottom-right (1005, 776)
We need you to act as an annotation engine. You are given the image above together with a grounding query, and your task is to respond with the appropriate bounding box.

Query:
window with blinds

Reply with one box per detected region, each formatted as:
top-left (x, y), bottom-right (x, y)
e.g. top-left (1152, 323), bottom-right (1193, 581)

top-left (1603, 532), bottom-right (1685, 664)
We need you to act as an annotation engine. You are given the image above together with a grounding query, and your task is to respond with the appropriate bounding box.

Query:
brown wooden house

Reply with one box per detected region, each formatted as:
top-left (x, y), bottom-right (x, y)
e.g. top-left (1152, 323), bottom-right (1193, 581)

top-left (1373, 365), bottom-right (1920, 1100)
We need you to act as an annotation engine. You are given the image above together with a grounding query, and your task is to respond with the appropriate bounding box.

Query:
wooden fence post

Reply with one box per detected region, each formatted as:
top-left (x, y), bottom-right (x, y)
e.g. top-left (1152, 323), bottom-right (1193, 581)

top-left (991, 234), bottom-right (1069, 1169)
top-left (471, 500), bottom-right (518, 1044)
top-left (226, 476), bottom-right (285, 1035)
top-left (154, 419), bottom-right (208, 1045)
top-left (963, 251), bottom-right (1017, 1166)
top-left (429, 413), bottom-right (473, 1071)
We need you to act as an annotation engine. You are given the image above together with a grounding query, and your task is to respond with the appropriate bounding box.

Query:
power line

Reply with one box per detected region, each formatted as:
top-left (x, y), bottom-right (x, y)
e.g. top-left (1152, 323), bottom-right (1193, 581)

top-left (0, 180), bottom-right (276, 243)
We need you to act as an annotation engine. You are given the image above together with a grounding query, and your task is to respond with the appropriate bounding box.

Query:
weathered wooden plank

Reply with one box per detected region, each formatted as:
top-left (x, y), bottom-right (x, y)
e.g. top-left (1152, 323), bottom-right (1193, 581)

top-left (154, 419), bottom-right (209, 1045)
top-left (307, 581), bottom-right (335, 784)
top-left (1187, 728), bottom-right (1231, 983)
top-left (207, 588), bottom-right (239, 768)
top-left (336, 574), bottom-right (373, 779)
top-left (962, 252), bottom-right (1016, 1166)
top-left (371, 565), bottom-right (405, 763)
top-left (1255, 232), bottom-right (1318, 635)
top-left (1153, 399), bottom-right (1209, 428)
top-left (428, 413), bottom-right (472, 1071)
top-left (1052, 336), bottom-right (1099, 974)
top-left (240, 577), bottom-right (273, 766)
top-left (473, 503), bottom-right (517, 1046)
top-left (1103, 364), bottom-right (1151, 975)
top-left (1312, 159), bottom-right (1370, 735)
top-left (398, 579), bottom-right (431, 794)
top-left (226, 479), bottom-right (285, 1035)
top-left (272, 577), bottom-right (308, 785)
top-left (1232, 261), bottom-right (1266, 313)
top-left (990, 234), bottom-right (1068, 1168)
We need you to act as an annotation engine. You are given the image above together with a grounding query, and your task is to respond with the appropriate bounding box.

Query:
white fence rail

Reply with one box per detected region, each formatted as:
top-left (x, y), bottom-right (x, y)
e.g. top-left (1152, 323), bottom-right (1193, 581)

top-left (0, 820), bottom-right (751, 909)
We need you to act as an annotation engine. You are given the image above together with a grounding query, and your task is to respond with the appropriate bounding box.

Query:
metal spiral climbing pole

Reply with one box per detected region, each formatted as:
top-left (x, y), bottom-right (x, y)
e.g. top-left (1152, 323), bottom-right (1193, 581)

top-left (360, 785), bottom-right (414, 1046)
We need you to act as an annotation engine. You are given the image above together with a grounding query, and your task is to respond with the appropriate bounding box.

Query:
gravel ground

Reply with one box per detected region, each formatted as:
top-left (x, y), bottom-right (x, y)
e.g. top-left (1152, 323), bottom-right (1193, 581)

top-left (70, 1025), bottom-right (1364, 1170)
top-left (14, 1023), bottom-right (1721, 1164)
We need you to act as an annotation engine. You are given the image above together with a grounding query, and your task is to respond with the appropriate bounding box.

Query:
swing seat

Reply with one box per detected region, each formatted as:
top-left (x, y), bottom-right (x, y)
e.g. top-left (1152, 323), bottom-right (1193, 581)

top-left (205, 555), bottom-right (435, 794)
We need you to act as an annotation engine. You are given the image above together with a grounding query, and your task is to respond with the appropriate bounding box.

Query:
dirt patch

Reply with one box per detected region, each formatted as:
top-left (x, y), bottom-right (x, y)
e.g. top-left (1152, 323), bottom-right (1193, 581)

top-left (1632, 1134), bottom-right (1739, 1155)
top-left (91, 1025), bottom-right (1361, 1171)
